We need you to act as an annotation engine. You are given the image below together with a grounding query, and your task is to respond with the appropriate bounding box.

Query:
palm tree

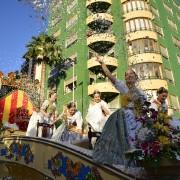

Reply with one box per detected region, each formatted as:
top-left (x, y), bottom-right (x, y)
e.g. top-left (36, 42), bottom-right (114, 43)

top-left (23, 33), bottom-right (63, 102)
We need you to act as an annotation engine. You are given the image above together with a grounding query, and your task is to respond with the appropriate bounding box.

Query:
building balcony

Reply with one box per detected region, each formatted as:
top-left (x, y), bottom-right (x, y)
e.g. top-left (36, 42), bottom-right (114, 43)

top-left (87, 13), bottom-right (113, 31)
top-left (123, 10), bottom-right (153, 22)
top-left (138, 79), bottom-right (168, 90)
top-left (88, 82), bottom-right (119, 102)
top-left (87, 56), bottom-right (118, 73)
top-left (121, 0), bottom-right (149, 3)
top-left (126, 30), bottom-right (157, 42)
top-left (128, 52), bottom-right (162, 65)
top-left (86, 0), bottom-right (112, 13)
top-left (87, 33), bottom-right (116, 53)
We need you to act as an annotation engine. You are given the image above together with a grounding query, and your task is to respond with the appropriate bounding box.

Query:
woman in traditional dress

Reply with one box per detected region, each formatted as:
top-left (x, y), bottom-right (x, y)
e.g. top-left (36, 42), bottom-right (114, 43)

top-left (92, 57), bottom-right (146, 165)
top-left (39, 90), bottom-right (57, 137)
top-left (26, 105), bottom-right (42, 137)
top-left (150, 87), bottom-right (168, 113)
top-left (52, 102), bottom-right (83, 143)
top-left (86, 90), bottom-right (110, 133)
top-left (150, 87), bottom-right (180, 129)
top-left (40, 90), bottom-right (57, 124)
top-left (26, 90), bottom-right (57, 137)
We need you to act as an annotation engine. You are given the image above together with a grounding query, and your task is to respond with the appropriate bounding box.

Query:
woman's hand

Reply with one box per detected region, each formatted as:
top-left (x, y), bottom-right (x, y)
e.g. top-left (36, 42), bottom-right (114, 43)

top-left (45, 113), bottom-right (50, 118)
top-left (95, 56), bottom-right (116, 84)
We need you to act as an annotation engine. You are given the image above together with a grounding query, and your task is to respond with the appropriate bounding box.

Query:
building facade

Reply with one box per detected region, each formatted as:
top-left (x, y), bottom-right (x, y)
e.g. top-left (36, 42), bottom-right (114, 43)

top-left (46, 0), bottom-right (180, 117)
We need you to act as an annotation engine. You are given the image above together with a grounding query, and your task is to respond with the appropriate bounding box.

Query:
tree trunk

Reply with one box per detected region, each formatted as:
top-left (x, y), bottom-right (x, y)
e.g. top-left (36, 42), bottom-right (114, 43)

top-left (40, 62), bottom-right (46, 104)
top-left (28, 59), bottom-right (33, 79)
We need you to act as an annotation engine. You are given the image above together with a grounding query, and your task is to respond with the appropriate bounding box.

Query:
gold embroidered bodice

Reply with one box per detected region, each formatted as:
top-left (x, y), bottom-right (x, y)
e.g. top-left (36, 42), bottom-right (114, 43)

top-left (120, 94), bottom-right (132, 108)
top-left (120, 87), bottom-right (146, 117)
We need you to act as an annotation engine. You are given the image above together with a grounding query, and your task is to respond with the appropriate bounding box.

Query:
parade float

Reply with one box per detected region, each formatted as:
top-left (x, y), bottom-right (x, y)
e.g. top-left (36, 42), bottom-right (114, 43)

top-left (0, 72), bottom-right (136, 179)
top-left (0, 72), bottom-right (180, 179)
top-left (0, 0), bottom-right (180, 178)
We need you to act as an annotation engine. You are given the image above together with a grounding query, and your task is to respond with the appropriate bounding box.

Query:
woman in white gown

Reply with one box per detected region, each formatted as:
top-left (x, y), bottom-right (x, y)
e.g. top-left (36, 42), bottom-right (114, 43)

top-left (150, 87), bottom-right (168, 113)
top-left (40, 91), bottom-right (57, 124)
top-left (150, 87), bottom-right (180, 129)
top-left (26, 90), bottom-right (57, 138)
top-left (26, 106), bottom-right (42, 137)
top-left (39, 91), bottom-right (57, 137)
top-left (52, 102), bottom-right (83, 143)
top-left (86, 90), bottom-right (110, 132)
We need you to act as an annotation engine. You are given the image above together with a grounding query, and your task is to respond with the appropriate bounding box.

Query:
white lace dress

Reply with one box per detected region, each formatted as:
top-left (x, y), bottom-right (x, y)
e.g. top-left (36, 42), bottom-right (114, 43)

top-left (26, 111), bottom-right (43, 137)
top-left (86, 100), bottom-right (110, 132)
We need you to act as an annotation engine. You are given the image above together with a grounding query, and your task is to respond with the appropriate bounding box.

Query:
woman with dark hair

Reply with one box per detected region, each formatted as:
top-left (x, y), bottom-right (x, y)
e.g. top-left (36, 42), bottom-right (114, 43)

top-left (150, 87), bottom-right (168, 113)
top-left (92, 57), bottom-right (146, 165)
top-left (52, 102), bottom-right (83, 143)
top-left (150, 87), bottom-right (180, 139)
top-left (86, 90), bottom-right (110, 133)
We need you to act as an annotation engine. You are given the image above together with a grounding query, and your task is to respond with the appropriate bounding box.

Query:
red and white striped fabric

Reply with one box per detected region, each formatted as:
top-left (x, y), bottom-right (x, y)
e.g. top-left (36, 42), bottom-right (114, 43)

top-left (0, 90), bottom-right (33, 122)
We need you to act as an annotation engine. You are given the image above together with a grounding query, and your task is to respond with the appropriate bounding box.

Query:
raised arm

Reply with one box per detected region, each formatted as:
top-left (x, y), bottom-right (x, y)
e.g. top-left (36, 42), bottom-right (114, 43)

top-left (40, 100), bottom-right (50, 118)
top-left (96, 57), bottom-right (117, 84)
top-left (97, 57), bottom-right (129, 94)
top-left (101, 101), bottom-right (110, 116)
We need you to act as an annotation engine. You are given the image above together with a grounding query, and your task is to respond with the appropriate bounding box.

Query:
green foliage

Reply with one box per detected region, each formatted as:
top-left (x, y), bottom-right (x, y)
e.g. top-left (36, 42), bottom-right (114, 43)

top-left (23, 33), bottom-right (63, 66)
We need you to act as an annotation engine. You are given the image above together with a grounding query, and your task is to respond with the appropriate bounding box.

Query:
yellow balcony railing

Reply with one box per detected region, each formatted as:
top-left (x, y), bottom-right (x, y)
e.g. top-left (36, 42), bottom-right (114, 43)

top-left (86, 0), bottom-right (112, 7)
top-left (138, 79), bottom-right (168, 90)
top-left (87, 56), bottom-right (118, 69)
top-left (88, 82), bottom-right (119, 95)
top-left (87, 13), bottom-right (113, 25)
top-left (87, 33), bottom-right (116, 45)
top-left (123, 10), bottom-right (153, 22)
top-left (126, 30), bottom-right (157, 42)
top-left (128, 52), bottom-right (162, 65)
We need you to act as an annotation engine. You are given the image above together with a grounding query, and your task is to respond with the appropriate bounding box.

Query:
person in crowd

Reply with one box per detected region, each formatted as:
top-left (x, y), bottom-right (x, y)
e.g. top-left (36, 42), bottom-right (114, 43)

top-left (92, 57), bottom-right (146, 165)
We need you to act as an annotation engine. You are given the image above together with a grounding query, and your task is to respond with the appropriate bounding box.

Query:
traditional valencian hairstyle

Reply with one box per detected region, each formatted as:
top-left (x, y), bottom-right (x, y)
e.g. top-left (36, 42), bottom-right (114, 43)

top-left (157, 87), bottom-right (168, 96)
top-left (125, 68), bottom-right (138, 80)
top-left (92, 89), bottom-right (101, 97)
top-left (48, 90), bottom-right (56, 98)
top-left (67, 102), bottom-right (76, 109)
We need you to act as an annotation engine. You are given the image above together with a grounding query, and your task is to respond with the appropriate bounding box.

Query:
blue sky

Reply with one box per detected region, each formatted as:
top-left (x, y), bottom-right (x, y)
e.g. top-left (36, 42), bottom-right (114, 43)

top-left (0, 0), bottom-right (43, 74)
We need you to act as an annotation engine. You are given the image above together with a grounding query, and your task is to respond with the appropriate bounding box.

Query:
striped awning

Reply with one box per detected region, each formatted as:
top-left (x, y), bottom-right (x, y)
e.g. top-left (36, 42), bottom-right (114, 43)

top-left (0, 90), bottom-right (33, 122)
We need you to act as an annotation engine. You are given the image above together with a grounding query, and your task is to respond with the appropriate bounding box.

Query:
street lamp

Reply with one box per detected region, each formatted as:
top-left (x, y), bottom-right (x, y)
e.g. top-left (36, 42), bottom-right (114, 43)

top-left (72, 61), bottom-right (75, 102)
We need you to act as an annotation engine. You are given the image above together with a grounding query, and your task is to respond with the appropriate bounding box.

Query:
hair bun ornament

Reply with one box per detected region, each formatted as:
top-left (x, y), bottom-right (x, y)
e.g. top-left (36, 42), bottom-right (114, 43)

top-left (93, 89), bottom-right (101, 96)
